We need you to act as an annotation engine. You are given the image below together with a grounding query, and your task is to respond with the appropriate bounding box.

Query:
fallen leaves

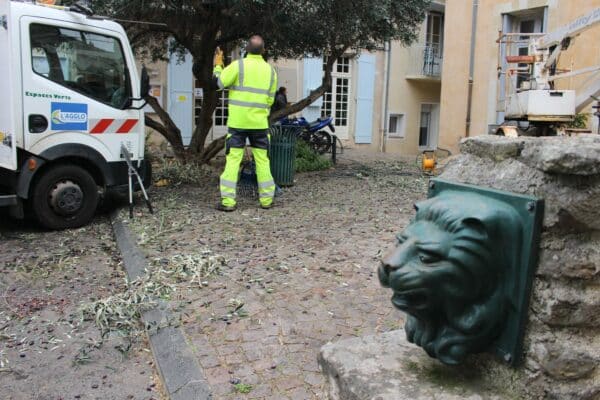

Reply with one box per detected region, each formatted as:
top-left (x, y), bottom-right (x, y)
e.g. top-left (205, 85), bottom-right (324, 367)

top-left (79, 251), bottom-right (227, 346)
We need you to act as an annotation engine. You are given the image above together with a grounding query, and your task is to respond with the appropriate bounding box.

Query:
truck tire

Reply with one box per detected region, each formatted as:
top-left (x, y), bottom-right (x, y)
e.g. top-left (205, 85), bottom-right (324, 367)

top-left (31, 164), bottom-right (99, 230)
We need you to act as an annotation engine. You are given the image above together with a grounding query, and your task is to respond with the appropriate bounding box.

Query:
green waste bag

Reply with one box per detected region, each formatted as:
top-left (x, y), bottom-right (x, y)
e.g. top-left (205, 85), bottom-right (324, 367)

top-left (269, 125), bottom-right (298, 187)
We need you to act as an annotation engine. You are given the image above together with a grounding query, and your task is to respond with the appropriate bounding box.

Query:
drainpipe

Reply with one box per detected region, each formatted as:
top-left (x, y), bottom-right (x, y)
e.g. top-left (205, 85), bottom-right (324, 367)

top-left (466, 0), bottom-right (479, 137)
top-left (380, 41), bottom-right (391, 153)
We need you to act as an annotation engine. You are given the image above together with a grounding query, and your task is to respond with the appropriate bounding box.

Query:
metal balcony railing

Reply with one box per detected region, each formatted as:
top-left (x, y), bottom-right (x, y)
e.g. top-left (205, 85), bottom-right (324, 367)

top-left (406, 45), bottom-right (443, 79)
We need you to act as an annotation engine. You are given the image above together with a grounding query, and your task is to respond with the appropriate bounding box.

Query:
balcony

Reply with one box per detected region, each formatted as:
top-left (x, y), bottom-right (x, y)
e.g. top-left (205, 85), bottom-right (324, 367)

top-left (405, 45), bottom-right (443, 81)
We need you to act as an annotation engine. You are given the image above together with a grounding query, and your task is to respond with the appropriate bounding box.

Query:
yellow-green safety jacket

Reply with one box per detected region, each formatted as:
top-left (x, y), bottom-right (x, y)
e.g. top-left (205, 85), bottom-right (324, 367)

top-left (213, 54), bottom-right (278, 130)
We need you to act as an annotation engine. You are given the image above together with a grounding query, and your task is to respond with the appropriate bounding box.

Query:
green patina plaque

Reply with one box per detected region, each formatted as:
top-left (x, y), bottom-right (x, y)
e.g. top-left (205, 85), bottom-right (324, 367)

top-left (379, 178), bottom-right (543, 366)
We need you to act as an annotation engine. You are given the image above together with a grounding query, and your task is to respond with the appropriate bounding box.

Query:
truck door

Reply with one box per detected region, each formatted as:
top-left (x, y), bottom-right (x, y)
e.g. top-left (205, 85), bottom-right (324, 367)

top-left (20, 17), bottom-right (143, 165)
top-left (0, 2), bottom-right (17, 171)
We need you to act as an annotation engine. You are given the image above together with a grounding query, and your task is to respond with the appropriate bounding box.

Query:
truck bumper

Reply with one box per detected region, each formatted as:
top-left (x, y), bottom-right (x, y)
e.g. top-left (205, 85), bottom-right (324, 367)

top-left (0, 195), bottom-right (17, 207)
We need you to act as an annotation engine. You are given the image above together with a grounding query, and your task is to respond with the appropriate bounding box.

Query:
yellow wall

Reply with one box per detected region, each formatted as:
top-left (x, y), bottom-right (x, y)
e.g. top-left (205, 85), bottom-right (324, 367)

top-left (441, 0), bottom-right (600, 152)
top-left (383, 19), bottom-right (443, 155)
top-left (438, 0), bottom-right (474, 152)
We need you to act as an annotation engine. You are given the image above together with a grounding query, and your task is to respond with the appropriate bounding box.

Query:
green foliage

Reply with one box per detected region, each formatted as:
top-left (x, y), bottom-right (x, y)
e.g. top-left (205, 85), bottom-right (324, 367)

top-left (295, 140), bottom-right (332, 173)
top-left (233, 383), bottom-right (253, 394)
top-left (568, 113), bottom-right (590, 129)
top-left (153, 160), bottom-right (212, 186)
top-left (83, 0), bottom-right (430, 63)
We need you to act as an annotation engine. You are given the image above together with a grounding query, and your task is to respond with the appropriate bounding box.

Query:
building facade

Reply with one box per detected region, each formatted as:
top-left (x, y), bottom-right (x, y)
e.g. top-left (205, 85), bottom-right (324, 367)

top-left (148, 0), bottom-right (599, 156)
top-left (439, 0), bottom-right (600, 153)
top-left (147, 1), bottom-right (446, 155)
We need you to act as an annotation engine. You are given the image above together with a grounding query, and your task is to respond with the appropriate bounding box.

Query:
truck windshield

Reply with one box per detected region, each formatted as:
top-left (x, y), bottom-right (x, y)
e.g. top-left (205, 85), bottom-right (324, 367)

top-left (30, 24), bottom-right (132, 109)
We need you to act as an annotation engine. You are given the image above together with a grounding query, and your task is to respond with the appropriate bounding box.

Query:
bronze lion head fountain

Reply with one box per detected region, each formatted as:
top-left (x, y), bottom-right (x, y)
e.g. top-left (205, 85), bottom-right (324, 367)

top-left (379, 182), bottom-right (542, 366)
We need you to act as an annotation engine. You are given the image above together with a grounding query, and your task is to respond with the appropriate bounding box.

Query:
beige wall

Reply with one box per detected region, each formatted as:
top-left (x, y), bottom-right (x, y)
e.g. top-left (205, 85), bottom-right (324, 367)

top-left (385, 40), bottom-right (442, 155)
top-left (438, 0), bottom-right (474, 153)
top-left (441, 0), bottom-right (600, 153)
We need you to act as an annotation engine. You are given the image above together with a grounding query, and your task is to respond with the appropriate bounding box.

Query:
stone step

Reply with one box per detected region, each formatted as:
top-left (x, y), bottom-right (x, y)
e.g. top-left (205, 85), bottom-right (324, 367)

top-left (318, 330), bottom-right (510, 400)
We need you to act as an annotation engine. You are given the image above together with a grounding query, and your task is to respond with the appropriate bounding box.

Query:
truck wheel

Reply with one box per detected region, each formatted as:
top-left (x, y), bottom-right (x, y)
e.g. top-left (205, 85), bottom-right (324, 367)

top-left (31, 165), bottom-right (99, 230)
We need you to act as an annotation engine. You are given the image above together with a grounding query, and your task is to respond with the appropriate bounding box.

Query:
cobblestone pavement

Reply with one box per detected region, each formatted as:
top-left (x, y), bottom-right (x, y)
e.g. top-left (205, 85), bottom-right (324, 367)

top-left (0, 216), bottom-right (161, 400)
top-left (129, 153), bottom-right (429, 399)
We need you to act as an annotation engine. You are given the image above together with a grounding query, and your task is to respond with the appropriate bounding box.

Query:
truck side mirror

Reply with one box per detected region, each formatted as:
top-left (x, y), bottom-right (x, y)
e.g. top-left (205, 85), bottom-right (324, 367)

top-left (140, 67), bottom-right (150, 98)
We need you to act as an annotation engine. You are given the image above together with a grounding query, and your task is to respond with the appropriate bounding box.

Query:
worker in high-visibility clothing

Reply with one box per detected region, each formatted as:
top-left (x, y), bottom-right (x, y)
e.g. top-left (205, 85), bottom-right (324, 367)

top-left (213, 35), bottom-right (277, 211)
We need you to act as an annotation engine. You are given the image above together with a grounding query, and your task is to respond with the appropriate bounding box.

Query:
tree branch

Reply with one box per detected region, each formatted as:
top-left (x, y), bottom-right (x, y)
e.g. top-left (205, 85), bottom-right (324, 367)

top-left (200, 136), bottom-right (226, 163)
top-left (269, 47), bottom-right (348, 122)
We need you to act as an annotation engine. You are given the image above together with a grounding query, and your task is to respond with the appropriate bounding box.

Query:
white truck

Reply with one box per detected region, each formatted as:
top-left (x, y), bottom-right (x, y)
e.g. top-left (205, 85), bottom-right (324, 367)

top-left (0, 1), bottom-right (150, 229)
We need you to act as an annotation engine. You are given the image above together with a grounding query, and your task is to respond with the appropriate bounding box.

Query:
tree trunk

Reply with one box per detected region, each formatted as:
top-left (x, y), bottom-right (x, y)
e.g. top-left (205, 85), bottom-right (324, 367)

top-left (143, 95), bottom-right (187, 159)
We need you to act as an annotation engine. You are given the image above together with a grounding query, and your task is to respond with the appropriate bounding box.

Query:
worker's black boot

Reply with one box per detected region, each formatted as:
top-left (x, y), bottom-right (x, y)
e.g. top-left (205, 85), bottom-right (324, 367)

top-left (217, 203), bottom-right (237, 212)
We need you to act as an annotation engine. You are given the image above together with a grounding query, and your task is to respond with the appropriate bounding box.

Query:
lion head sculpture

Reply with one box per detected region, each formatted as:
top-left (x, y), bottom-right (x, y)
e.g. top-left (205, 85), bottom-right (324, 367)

top-left (378, 191), bottom-right (523, 365)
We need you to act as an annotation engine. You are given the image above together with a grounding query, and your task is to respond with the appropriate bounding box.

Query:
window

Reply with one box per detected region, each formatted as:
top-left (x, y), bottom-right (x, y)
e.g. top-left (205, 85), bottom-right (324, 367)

top-left (30, 24), bottom-right (131, 108)
top-left (336, 57), bottom-right (350, 74)
top-left (425, 12), bottom-right (444, 54)
top-left (388, 114), bottom-right (405, 138)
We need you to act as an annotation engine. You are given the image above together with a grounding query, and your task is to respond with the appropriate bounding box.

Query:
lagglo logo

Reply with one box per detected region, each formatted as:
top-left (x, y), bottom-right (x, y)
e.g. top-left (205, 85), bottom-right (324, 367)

top-left (50, 102), bottom-right (88, 131)
top-left (51, 110), bottom-right (88, 125)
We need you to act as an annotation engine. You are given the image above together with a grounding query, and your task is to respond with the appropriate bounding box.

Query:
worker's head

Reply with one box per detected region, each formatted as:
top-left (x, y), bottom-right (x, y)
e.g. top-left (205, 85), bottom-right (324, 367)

top-left (246, 35), bottom-right (265, 55)
top-left (278, 87), bottom-right (287, 95)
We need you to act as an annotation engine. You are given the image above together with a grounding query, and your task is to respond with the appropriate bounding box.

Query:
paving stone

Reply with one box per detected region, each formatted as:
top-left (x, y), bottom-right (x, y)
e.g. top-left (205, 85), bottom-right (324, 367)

top-left (203, 367), bottom-right (231, 386)
top-left (217, 345), bottom-right (239, 356)
top-left (275, 376), bottom-right (304, 392)
top-left (224, 353), bottom-right (246, 366)
top-left (246, 384), bottom-right (274, 399)
top-left (288, 386), bottom-right (314, 400)
top-left (199, 354), bottom-right (221, 369)
top-left (303, 372), bottom-right (324, 387)
top-left (251, 358), bottom-right (276, 372)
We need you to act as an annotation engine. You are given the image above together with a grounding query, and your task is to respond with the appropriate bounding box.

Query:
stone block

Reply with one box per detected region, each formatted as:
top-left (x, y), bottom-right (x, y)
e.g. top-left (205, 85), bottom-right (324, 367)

top-left (531, 342), bottom-right (597, 380)
top-left (519, 134), bottom-right (600, 176)
top-left (537, 233), bottom-right (600, 281)
top-left (318, 330), bottom-right (514, 400)
top-left (533, 284), bottom-right (600, 327)
top-left (459, 135), bottom-right (526, 161)
top-left (442, 138), bottom-right (600, 231)
top-left (545, 385), bottom-right (600, 400)
top-left (458, 134), bottom-right (600, 176)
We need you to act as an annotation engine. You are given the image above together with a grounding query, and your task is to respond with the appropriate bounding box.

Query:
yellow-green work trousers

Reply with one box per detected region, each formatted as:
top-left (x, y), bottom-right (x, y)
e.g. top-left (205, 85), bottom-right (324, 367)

top-left (220, 128), bottom-right (276, 208)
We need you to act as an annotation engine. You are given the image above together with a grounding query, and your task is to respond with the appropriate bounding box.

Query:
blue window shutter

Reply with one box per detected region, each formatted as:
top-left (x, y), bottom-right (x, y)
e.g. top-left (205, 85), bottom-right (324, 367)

top-left (168, 51), bottom-right (194, 146)
top-left (355, 54), bottom-right (376, 144)
top-left (302, 57), bottom-right (324, 121)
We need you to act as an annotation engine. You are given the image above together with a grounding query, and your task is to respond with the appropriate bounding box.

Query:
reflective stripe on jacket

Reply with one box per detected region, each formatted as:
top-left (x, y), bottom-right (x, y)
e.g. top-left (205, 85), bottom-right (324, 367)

top-left (213, 54), bottom-right (277, 129)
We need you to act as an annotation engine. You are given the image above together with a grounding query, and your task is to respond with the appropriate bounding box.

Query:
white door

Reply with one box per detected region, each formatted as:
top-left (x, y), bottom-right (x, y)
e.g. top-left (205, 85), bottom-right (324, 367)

top-left (321, 57), bottom-right (352, 139)
top-left (418, 103), bottom-right (440, 151)
top-left (21, 18), bottom-right (143, 161)
top-left (0, 1), bottom-right (17, 170)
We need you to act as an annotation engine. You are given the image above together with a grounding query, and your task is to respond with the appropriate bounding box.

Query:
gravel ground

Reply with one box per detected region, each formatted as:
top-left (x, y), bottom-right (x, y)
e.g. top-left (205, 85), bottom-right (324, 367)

top-left (0, 215), bottom-right (163, 400)
top-left (126, 151), bottom-right (429, 399)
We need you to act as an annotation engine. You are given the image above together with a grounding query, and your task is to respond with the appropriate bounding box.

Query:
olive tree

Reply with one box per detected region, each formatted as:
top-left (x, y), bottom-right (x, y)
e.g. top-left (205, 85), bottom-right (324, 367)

top-left (82, 0), bottom-right (429, 162)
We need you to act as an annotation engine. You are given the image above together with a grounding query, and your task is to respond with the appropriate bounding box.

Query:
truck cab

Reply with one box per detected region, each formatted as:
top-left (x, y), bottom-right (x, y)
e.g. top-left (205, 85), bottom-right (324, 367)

top-left (0, 1), bottom-right (150, 229)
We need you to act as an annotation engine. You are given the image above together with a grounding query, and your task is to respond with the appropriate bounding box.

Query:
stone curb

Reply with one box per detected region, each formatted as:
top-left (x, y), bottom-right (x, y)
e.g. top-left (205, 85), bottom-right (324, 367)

top-left (111, 212), bottom-right (212, 400)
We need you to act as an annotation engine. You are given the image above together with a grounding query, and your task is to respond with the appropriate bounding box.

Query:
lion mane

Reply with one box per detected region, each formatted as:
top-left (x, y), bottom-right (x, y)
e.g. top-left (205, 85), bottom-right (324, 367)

top-left (379, 191), bottom-right (523, 365)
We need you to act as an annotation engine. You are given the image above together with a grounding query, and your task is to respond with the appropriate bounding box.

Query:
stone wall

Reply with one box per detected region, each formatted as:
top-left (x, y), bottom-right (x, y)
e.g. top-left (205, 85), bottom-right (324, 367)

top-left (439, 134), bottom-right (600, 400)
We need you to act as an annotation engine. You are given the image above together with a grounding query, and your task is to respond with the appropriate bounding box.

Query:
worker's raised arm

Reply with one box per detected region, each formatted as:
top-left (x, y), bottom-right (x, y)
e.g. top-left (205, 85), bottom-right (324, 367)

top-left (267, 67), bottom-right (278, 107)
top-left (213, 48), bottom-right (239, 90)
